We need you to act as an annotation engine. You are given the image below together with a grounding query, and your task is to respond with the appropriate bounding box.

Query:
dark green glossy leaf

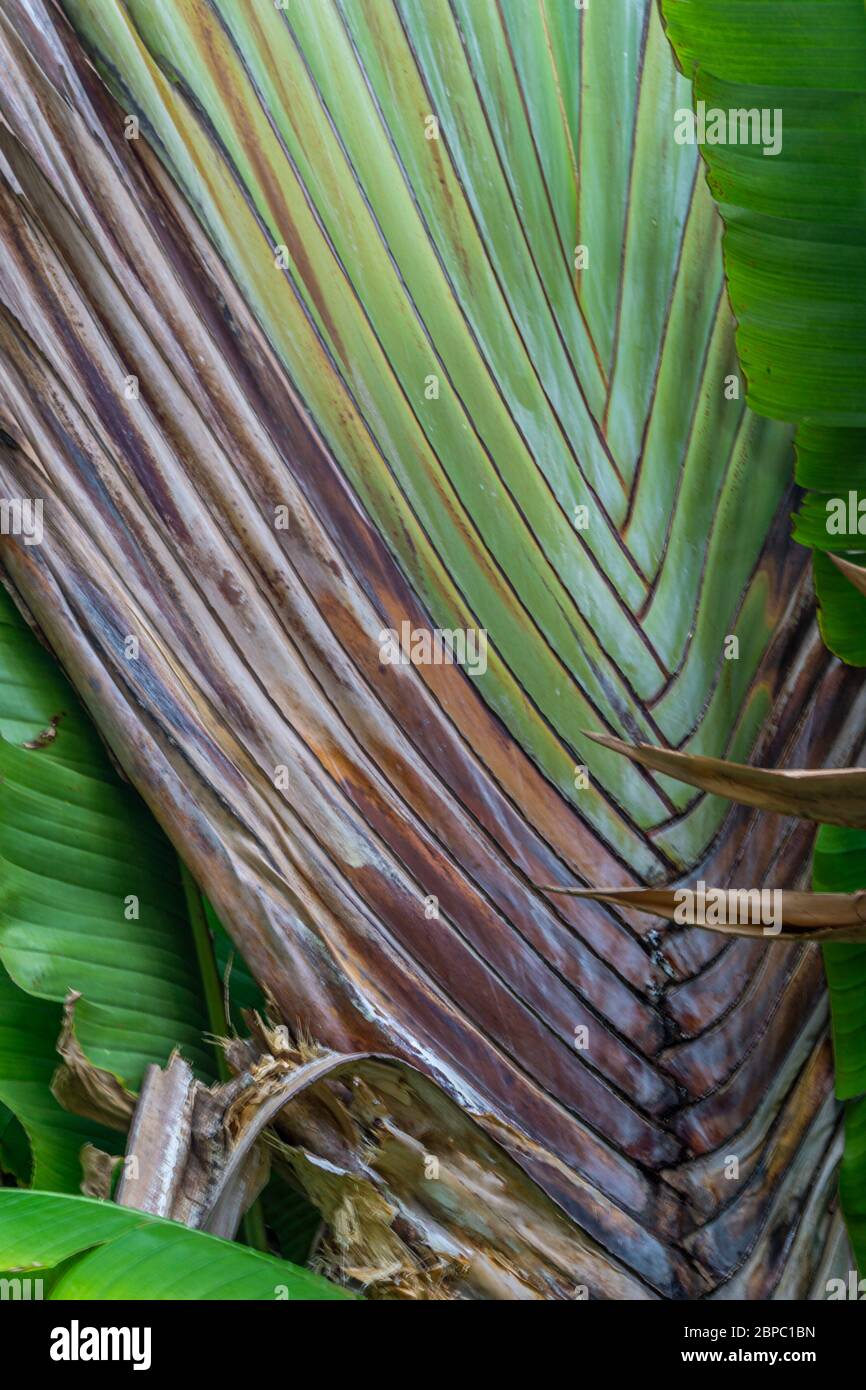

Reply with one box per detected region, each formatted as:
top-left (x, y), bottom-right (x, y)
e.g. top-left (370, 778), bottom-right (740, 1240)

top-left (840, 1095), bottom-right (866, 1274)
top-left (0, 1190), bottom-right (352, 1300)
top-left (812, 825), bottom-right (866, 1101)
top-left (0, 1101), bottom-right (30, 1185)
top-left (661, 0), bottom-right (866, 663)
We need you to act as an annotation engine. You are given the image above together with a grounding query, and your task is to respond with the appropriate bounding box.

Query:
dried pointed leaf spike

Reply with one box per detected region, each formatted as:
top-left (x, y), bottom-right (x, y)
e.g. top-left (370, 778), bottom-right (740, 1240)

top-left (830, 552), bottom-right (866, 599)
top-left (583, 730), bottom-right (866, 828)
top-left (541, 884), bottom-right (866, 943)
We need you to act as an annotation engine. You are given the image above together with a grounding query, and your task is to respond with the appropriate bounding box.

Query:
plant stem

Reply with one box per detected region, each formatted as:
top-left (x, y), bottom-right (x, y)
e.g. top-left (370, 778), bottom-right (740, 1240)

top-left (241, 1195), bottom-right (269, 1253)
top-left (179, 860), bottom-right (230, 1084)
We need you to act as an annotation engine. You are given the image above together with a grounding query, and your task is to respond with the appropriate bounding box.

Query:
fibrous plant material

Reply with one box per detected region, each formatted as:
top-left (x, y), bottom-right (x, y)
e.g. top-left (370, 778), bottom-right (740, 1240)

top-left (0, 0), bottom-right (863, 1299)
top-left (101, 1017), bottom-right (633, 1300)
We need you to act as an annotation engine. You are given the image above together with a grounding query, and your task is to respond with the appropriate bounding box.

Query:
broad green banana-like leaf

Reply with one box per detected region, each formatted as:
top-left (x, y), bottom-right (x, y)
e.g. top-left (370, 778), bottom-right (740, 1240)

top-left (0, 583), bottom-right (311, 1243)
top-left (0, 580), bottom-right (212, 1188)
top-left (840, 1095), bottom-right (866, 1273)
top-left (813, 827), bottom-right (866, 1102)
top-left (0, 1103), bottom-right (30, 1184)
top-left (660, 0), bottom-right (866, 664)
top-left (0, 1190), bottom-right (351, 1300)
top-left (813, 827), bottom-right (866, 1272)
top-left (0, 965), bottom-right (119, 1192)
top-left (0, 0), bottom-right (860, 1296)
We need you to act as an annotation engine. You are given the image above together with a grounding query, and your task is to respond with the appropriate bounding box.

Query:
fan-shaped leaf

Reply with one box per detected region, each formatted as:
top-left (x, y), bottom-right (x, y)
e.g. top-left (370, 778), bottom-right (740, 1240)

top-left (0, 0), bottom-right (856, 1297)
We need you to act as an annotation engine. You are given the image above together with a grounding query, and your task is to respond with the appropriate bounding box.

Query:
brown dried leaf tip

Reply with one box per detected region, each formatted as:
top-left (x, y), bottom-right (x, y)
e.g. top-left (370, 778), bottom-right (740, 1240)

top-left (582, 728), bottom-right (866, 828)
top-left (23, 711), bottom-right (65, 749)
top-left (830, 552), bottom-right (866, 598)
top-left (540, 732), bottom-right (866, 942)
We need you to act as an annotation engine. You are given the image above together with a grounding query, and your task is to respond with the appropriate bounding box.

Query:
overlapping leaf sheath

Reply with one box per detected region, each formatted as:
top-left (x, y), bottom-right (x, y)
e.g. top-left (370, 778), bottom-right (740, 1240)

top-left (0, 0), bottom-right (863, 1296)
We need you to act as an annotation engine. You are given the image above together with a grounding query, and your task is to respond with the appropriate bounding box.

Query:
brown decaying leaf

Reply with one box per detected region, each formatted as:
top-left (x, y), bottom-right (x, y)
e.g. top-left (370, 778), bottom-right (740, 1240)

top-left (51, 992), bottom-right (136, 1133)
top-left (22, 710), bottom-right (64, 749)
top-left (117, 1021), bottom-right (624, 1299)
top-left (79, 1143), bottom-right (120, 1200)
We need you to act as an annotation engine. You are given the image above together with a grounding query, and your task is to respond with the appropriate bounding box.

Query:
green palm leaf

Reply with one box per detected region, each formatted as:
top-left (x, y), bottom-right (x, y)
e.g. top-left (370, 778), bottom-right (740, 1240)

top-left (261, 1171), bottom-right (322, 1269)
top-left (59, 0), bottom-right (797, 869)
top-left (812, 827), bottom-right (866, 1103)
